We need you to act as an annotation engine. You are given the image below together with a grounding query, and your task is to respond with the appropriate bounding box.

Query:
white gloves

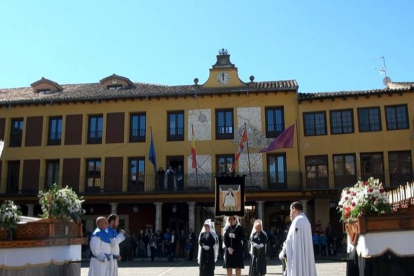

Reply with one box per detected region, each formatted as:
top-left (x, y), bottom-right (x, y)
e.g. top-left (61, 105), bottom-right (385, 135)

top-left (229, 233), bottom-right (236, 238)
top-left (227, 247), bottom-right (234, 255)
top-left (259, 243), bottom-right (264, 248)
top-left (97, 254), bottom-right (107, 262)
top-left (203, 245), bottom-right (210, 250)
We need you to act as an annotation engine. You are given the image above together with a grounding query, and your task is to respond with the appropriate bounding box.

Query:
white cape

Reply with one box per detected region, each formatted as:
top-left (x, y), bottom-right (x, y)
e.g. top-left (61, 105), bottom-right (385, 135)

top-left (282, 213), bottom-right (317, 276)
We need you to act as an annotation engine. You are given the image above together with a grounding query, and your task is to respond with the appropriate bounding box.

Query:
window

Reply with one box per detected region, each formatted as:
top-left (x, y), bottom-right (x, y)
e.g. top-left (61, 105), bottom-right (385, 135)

top-left (107, 84), bottom-right (122, 90)
top-left (333, 154), bottom-right (356, 188)
top-left (385, 105), bottom-right (408, 130)
top-left (306, 155), bottom-right (329, 189)
top-left (303, 112), bottom-right (327, 136)
top-left (360, 153), bottom-right (384, 184)
top-left (88, 115), bottom-right (103, 144)
top-left (266, 107), bottom-right (284, 138)
top-left (10, 118), bottom-right (23, 147)
top-left (86, 159), bottom-right (101, 192)
top-left (167, 111), bottom-right (184, 141)
top-left (48, 117), bottom-right (62, 145)
top-left (330, 109), bottom-right (354, 134)
top-left (358, 107), bottom-right (381, 132)
top-left (130, 113), bottom-right (146, 142)
top-left (45, 160), bottom-right (60, 189)
top-left (389, 151), bottom-right (412, 187)
top-left (129, 158), bottom-right (145, 192)
top-left (267, 154), bottom-right (287, 188)
top-left (216, 155), bottom-right (234, 175)
top-left (216, 109), bottom-right (234, 139)
top-left (37, 89), bottom-right (51, 94)
top-left (7, 161), bottom-right (20, 194)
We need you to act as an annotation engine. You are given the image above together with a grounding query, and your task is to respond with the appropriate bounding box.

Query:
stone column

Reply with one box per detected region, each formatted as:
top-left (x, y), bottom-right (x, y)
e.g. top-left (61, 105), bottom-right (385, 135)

top-left (188, 202), bottom-right (195, 232)
top-left (300, 199), bottom-right (308, 216)
top-left (110, 202), bottom-right (118, 215)
top-left (154, 202), bottom-right (163, 232)
top-left (26, 204), bottom-right (34, 217)
top-left (257, 201), bottom-right (264, 221)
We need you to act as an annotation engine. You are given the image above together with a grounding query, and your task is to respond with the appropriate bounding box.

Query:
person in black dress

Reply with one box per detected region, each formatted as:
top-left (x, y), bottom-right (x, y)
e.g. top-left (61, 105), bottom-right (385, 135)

top-left (249, 219), bottom-right (268, 276)
top-left (223, 216), bottom-right (244, 276)
top-left (198, 220), bottom-right (218, 276)
top-left (166, 166), bottom-right (175, 191)
top-left (156, 167), bottom-right (165, 191)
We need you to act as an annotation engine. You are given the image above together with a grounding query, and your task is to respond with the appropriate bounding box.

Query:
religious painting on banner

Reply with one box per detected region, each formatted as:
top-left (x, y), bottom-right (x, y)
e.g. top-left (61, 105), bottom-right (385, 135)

top-left (215, 175), bottom-right (245, 217)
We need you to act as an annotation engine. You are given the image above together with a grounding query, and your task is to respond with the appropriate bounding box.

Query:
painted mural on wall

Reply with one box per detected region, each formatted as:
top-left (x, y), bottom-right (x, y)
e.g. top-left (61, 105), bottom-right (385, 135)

top-left (234, 106), bottom-right (278, 149)
top-left (188, 109), bottom-right (211, 141)
top-left (187, 154), bottom-right (213, 187)
top-left (239, 153), bottom-right (264, 187)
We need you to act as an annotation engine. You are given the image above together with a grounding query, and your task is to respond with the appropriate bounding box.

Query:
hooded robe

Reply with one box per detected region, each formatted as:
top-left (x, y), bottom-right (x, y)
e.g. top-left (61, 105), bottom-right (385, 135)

top-left (280, 213), bottom-right (317, 276)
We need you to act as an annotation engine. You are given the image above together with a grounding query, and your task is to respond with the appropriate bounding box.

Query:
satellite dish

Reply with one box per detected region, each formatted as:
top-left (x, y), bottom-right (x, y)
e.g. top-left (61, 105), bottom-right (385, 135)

top-left (383, 76), bottom-right (391, 86)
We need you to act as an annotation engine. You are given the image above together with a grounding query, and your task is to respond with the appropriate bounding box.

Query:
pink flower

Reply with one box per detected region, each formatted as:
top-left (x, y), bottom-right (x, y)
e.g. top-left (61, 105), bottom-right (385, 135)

top-left (365, 181), bottom-right (369, 186)
top-left (339, 205), bottom-right (343, 208)
top-left (372, 196), bottom-right (376, 201)
top-left (352, 192), bottom-right (356, 196)
top-left (351, 202), bottom-right (356, 207)
top-left (345, 197), bottom-right (349, 200)
top-left (369, 188), bottom-right (373, 193)
top-left (380, 188), bottom-right (384, 193)
top-left (347, 190), bottom-right (351, 194)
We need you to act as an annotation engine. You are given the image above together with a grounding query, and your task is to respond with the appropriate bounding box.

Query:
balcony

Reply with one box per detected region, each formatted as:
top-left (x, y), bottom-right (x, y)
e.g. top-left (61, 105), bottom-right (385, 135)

top-left (1, 170), bottom-right (412, 197)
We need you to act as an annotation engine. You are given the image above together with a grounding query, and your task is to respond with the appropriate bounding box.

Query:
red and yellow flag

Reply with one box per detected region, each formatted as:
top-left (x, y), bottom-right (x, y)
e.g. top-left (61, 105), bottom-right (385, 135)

top-left (191, 125), bottom-right (197, 169)
top-left (231, 129), bottom-right (247, 172)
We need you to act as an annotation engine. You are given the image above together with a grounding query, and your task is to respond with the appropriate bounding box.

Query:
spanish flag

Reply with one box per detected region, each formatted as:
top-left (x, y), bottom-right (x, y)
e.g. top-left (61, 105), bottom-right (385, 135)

top-left (191, 125), bottom-right (197, 169)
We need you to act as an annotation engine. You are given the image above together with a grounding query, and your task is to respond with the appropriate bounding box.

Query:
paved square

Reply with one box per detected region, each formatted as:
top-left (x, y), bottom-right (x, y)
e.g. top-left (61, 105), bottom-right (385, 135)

top-left (81, 259), bottom-right (346, 275)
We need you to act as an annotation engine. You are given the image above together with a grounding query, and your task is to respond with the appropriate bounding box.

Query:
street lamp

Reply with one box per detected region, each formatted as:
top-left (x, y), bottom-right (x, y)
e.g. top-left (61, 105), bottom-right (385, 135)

top-left (133, 205), bottom-right (139, 213)
top-left (172, 204), bottom-right (177, 213)
top-left (329, 199), bottom-right (337, 209)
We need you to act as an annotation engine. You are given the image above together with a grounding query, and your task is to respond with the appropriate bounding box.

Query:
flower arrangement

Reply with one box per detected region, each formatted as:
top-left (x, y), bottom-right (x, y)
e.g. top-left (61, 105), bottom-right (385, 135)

top-left (38, 184), bottom-right (85, 221)
top-left (338, 177), bottom-right (392, 222)
top-left (0, 200), bottom-right (22, 230)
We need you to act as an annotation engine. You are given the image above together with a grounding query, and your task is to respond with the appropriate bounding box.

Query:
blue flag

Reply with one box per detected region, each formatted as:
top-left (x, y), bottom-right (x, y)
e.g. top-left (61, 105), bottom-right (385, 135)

top-left (149, 128), bottom-right (157, 172)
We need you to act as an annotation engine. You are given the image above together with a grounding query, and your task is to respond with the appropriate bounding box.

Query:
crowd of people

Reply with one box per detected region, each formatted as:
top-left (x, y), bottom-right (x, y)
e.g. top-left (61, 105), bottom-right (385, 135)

top-left (312, 221), bottom-right (337, 257)
top-left (87, 201), bottom-right (325, 276)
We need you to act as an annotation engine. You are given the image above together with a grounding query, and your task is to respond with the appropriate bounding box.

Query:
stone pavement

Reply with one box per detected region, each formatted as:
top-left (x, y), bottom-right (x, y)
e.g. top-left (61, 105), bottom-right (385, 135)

top-left (81, 258), bottom-right (346, 276)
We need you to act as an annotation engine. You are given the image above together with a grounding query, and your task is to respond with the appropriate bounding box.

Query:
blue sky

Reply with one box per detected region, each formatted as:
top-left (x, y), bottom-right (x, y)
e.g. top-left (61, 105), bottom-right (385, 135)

top-left (1, 0), bottom-right (413, 92)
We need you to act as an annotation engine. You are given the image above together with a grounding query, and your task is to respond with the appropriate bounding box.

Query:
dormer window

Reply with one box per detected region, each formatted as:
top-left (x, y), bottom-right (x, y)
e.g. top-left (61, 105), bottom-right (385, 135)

top-left (100, 74), bottom-right (133, 90)
top-left (31, 77), bottom-right (63, 93)
top-left (107, 84), bottom-right (123, 91)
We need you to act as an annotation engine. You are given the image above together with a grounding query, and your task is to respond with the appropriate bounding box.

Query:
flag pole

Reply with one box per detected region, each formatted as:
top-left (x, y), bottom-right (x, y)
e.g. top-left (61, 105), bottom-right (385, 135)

top-left (244, 122), bottom-right (253, 186)
top-left (192, 124), bottom-right (199, 187)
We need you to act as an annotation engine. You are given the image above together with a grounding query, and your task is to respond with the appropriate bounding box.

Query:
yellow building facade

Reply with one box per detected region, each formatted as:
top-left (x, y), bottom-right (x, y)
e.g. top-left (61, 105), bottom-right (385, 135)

top-left (0, 52), bottom-right (413, 236)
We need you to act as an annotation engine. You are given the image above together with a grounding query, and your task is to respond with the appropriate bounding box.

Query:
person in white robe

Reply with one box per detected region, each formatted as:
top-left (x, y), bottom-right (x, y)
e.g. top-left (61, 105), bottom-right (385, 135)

top-left (279, 201), bottom-right (317, 276)
top-left (107, 214), bottom-right (125, 276)
top-left (89, 217), bottom-right (112, 276)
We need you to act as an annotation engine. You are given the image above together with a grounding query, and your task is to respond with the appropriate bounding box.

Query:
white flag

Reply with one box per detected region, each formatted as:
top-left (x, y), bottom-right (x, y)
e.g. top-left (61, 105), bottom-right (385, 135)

top-left (0, 140), bottom-right (4, 158)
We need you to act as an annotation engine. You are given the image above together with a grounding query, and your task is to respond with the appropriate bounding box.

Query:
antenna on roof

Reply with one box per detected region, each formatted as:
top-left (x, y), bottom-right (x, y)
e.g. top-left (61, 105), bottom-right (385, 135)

top-left (373, 56), bottom-right (391, 87)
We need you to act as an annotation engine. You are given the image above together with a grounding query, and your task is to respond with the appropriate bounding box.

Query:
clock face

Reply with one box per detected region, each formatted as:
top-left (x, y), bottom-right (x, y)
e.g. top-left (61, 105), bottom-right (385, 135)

top-left (217, 72), bottom-right (230, 85)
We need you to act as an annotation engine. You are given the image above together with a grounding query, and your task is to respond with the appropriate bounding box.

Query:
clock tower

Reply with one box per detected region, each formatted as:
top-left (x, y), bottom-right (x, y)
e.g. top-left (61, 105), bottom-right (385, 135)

top-left (202, 49), bottom-right (245, 88)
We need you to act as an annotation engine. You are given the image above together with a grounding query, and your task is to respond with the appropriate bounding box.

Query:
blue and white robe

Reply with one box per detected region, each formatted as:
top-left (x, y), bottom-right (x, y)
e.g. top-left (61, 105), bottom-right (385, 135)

top-left (107, 227), bottom-right (125, 276)
top-left (88, 227), bottom-right (112, 276)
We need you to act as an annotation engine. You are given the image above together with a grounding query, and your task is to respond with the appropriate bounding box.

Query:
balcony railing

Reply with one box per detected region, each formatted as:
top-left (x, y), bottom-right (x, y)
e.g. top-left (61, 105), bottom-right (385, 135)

top-left (1, 170), bottom-right (412, 196)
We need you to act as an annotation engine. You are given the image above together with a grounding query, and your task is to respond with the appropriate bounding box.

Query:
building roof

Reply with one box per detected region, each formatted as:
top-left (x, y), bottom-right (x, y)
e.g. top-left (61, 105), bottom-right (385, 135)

top-left (298, 86), bottom-right (412, 102)
top-left (0, 80), bottom-right (298, 106)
